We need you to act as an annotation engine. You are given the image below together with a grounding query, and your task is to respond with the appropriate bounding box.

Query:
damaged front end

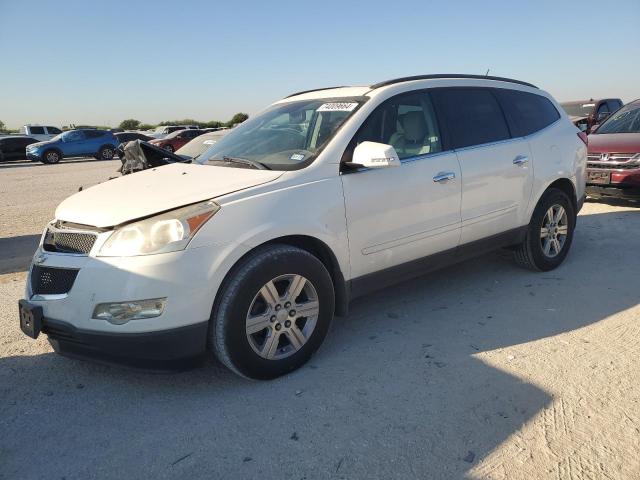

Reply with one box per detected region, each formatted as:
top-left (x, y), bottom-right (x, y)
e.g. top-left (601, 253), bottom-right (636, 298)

top-left (120, 140), bottom-right (191, 175)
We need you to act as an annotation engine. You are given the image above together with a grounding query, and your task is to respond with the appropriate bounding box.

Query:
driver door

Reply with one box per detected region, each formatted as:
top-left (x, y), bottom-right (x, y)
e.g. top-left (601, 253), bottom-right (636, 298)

top-left (63, 130), bottom-right (86, 156)
top-left (341, 90), bottom-right (462, 286)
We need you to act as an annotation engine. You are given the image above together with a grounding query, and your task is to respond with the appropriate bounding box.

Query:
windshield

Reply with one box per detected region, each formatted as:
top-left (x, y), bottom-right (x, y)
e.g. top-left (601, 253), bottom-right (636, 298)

top-left (197, 98), bottom-right (365, 170)
top-left (176, 131), bottom-right (228, 158)
top-left (560, 103), bottom-right (595, 117)
top-left (595, 102), bottom-right (640, 134)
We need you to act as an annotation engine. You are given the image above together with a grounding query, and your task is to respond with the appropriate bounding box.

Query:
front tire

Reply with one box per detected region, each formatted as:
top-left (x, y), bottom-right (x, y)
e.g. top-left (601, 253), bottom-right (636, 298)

top-left (210, 244), bottom-right (335, 380)
top-left (41, 150), bottom-right (61, 164)
top-left (163, 144), bottom-right (174, 153)
top-left (514, 188), bottom-right (576, 271)
top-left (98, 145), bottom-right (115, 160)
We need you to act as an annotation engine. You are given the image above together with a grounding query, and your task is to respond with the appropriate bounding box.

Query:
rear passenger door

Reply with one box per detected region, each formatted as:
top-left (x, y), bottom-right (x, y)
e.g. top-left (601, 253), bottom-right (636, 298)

top-left (431, 88), bottom-right (533, 244)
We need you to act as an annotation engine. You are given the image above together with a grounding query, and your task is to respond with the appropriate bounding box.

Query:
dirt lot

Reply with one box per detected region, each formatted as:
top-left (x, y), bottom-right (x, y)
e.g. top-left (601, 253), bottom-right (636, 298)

top-left (1, 159), bottom-right (639, 480)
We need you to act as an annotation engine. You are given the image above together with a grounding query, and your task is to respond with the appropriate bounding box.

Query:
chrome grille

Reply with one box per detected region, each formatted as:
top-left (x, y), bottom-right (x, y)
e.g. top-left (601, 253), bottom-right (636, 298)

top-left (587, 152), bottom-right (640, 171)
top-left (43, 229), bottom-right (97, 254)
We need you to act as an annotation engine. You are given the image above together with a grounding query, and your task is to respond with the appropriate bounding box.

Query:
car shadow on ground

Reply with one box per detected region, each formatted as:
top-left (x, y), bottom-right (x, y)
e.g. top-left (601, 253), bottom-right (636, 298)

top-left (0, 234), bottom-right (40, 274)
top-left (1, 207), bottom-right (639, 479)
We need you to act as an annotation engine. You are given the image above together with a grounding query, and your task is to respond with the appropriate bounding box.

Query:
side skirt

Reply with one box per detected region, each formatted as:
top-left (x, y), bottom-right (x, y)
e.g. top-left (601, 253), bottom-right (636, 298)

top-left (349, 226), bottom-right (527, 300)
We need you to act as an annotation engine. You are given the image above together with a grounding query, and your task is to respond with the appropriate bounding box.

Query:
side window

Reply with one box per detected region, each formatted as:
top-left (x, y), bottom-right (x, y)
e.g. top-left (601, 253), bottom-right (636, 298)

top-left (47, 127), bottom-right (62, 134)
top-left (30, 126), bottom-right (45, 135)
top-left (496, 89), bottom-right (560, 137)
top-left (350, 91), bottom-right (442, 160)
top-left (597, 103), bottom-right (610, 116)
top-left (85, 130), bottom-right (103, 138)
top-left (607, 100), bottom-right (622, 113)
top-left (65, 130), bottom-right (85, 141)
top-left (431, 88), bottom-right (510, 149)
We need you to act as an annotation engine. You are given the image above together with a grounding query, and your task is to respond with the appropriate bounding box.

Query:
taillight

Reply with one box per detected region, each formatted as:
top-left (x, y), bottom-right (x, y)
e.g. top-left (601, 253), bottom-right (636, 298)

top-left (578, 131), bottom-right (588, 146)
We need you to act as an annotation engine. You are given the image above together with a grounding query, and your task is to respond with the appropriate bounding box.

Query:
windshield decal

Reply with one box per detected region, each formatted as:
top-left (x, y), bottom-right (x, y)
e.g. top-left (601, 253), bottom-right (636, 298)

top-left (290, 153), bottom-right (305, 161)
top-left (317, 102), bottom-right (359, 112)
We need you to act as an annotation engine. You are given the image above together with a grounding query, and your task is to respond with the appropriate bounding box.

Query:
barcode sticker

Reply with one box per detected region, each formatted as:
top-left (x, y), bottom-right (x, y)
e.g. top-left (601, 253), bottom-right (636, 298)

top-left (317, 102), bottom-right (358, 112)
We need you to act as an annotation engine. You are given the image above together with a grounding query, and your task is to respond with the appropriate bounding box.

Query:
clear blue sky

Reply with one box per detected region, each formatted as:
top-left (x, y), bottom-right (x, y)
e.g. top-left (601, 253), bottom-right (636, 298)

top-left (1, 0), bottom-right (638, 129)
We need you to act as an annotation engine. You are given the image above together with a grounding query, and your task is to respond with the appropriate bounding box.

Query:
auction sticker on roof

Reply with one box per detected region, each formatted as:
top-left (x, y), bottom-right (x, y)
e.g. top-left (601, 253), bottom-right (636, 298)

top-left (317, 102), bottom-right (358, 112)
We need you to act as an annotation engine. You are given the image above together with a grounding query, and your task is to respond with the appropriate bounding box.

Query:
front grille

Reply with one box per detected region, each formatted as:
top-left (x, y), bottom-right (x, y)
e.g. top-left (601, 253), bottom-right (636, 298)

top-left (588, 163), bottom-right (640, 170)
top-left (587, 152), bottom-right (640, 171)
top-left (588, 153), bottom-right (638, 162)
top-left (30, 266), bottom-right (79, 295)
top-left (42, 230), bottom-right (96, 254)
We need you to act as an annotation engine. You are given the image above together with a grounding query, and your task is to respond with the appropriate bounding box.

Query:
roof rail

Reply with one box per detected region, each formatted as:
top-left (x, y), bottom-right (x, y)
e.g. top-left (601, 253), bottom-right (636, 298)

top-left (285, 86), bottom-right (347, 99)
top-left (370, 74), bottom-right (538, 90)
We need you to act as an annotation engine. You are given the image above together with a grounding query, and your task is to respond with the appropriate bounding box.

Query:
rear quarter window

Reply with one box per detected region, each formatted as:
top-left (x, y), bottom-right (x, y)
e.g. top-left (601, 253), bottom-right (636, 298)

top-left (495, 89), bottom-right (560, 137)
top-left (29, 126), bottom-right (46, 135)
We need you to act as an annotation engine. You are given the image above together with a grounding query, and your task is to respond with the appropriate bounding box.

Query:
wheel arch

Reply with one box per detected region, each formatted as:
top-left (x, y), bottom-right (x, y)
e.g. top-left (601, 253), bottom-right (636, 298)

top-left (215, 235), bottom-right (349, 318)
top-left (544, 178), bottom-right (577, 212)
top-left (42, 147), bottom-right (64, 160)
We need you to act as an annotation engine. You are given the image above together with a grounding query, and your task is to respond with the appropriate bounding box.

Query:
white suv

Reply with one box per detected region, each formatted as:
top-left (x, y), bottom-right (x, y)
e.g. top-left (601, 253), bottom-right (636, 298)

top-left (19, 75), bottom-right (587, 379)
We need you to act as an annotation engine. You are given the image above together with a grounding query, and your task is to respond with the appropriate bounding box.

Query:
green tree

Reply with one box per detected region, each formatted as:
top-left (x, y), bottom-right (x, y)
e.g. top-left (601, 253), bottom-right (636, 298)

top-left (0, 120), bottom-right (6, 133)
top-left (119, 119), bottom-right (141, 130)
top-left (227, 113), bottom-right (249, 127)
top-left (138, 124), bottom-right (155, 131)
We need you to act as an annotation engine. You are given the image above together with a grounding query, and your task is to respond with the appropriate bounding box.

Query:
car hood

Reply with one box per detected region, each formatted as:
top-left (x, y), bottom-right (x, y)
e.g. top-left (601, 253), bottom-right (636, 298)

top-left (28, 139), bottom-right (56, 148)
top-left (55, 163), bottom-right (284, 227)
top-left (587, 133), bottom-right (640, 154)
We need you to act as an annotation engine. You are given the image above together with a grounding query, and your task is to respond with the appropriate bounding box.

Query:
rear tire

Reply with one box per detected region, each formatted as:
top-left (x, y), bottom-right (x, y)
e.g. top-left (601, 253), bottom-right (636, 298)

top-left (210, 244), bottom-right (335, 380)
top-left (41, 150), bottom-right (61, 164)
top-left (514, 188), bottom-right (576, 271)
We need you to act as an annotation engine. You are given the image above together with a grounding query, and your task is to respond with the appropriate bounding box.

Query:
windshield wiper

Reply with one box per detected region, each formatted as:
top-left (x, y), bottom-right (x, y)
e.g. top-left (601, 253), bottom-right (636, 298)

top-left (209, 156), bottom-right (269, 170)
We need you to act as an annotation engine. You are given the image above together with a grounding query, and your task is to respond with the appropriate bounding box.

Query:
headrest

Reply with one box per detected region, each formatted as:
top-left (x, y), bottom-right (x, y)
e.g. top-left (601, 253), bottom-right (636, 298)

top-left (401, 111), bottom-right (427, 142)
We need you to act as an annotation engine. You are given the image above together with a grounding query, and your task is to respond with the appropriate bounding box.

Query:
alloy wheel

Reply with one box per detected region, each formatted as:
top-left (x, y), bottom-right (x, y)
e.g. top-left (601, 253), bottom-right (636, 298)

top-left (245, 274), bottom-right (320, 360)
top-left (540, 204), bottom-right (568, 258)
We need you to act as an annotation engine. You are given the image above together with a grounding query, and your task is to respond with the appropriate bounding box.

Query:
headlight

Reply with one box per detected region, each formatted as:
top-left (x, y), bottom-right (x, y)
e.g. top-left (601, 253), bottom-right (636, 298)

top-left (98, 199), bottom-right (220, 256)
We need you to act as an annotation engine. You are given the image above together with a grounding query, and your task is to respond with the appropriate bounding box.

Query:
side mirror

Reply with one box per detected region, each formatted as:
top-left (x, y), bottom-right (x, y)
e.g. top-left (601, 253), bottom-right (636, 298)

top-left (350, 141), bottom-right (401, 169)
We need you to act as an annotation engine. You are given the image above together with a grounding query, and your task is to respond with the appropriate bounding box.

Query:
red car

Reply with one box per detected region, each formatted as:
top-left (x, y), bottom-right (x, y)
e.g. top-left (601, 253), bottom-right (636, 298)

top-left (148, 129), bottom-right (203, 153)
top-left (586, 99), bottom-right (640, 200)
top-left (561, 98), bottom-right (623, 134)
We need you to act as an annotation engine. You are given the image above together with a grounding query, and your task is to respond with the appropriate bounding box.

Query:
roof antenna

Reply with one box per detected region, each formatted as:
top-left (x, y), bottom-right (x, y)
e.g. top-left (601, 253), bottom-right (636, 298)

top-left (485, 69), bottom-right (490, 76)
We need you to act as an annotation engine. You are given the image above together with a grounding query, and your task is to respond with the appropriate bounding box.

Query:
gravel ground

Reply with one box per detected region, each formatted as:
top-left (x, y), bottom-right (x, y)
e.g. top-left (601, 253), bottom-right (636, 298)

top-left (1, 159), bottom-right (639, 479)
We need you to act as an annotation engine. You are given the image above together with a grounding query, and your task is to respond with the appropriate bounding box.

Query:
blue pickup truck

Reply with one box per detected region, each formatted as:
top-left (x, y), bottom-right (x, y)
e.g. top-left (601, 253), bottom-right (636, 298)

top-left (26, 129), bottom-right (119, 164)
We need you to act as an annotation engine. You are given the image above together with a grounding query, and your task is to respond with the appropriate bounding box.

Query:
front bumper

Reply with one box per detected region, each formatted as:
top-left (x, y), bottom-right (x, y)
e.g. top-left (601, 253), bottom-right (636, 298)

top-left (27, 152), bottom-right (42, 161)
top-left (586, 184), bottom-right (640, 199)
top-left (44, 317), bottom-right (208, 370)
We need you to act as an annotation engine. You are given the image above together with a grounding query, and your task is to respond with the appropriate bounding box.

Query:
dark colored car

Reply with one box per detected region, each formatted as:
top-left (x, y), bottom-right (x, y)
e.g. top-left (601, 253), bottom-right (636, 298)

top-left (148, 129), bottom-right (203, 153)
top-left (26, 129), bottom-right (119, 164)
top-left (114, 132), bottom-right (154, 159)
top-left (586, 99), bottom-right (640, 200)
top-left (0, 136), bottom-right (39, 161)
top-left (560, 98), bottom-right (623, 134)
top-left (175, 129), bottom-right (230, 160)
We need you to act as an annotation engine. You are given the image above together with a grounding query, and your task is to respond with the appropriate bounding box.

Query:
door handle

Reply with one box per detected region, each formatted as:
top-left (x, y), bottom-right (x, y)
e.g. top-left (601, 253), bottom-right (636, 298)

top-left (433, 171), bottom-right (456, 183)
top-left (513, 155), bottom-right (529, 165)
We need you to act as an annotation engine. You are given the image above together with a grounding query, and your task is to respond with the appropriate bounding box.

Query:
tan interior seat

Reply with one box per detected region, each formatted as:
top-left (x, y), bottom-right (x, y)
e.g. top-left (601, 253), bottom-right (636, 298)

top-left (389, 110), bottom-right (440, 158)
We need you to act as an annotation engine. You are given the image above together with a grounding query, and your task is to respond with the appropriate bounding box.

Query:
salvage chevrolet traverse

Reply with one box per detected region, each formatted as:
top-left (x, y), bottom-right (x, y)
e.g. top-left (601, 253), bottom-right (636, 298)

top-left (19, 75), bottom-right (587, 379)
